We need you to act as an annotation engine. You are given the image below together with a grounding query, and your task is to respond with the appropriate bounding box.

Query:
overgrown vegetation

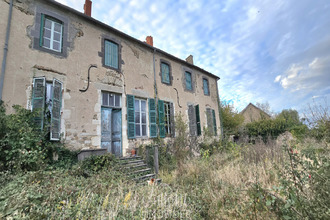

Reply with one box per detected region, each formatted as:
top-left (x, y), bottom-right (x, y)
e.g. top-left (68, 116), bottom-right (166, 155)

top-left (0, 101), bottom-right (329, 219)
top-left (220, 101), bottom-right (244, 137)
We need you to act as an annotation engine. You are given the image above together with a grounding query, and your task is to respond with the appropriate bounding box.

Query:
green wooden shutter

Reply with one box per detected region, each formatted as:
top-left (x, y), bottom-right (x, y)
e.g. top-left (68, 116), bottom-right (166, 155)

top-left (50, 79), bottom-right (62, 140)
top-left (39, 14), bottom-right (45, 47)
top-left (149, 98), bottom-right (157, 138)
top-left (127, 95), bottom-right (135, 139)
top-left (158, 100), bottom-right (165, 138)
top-left (212, 109), bottom-right (217, 136)
top-left (170, 102), bottom-right (175, 137)
top-left (195, 104), bottom-right (201, 136)
top-left (32, 77), bottom-right (46, 129)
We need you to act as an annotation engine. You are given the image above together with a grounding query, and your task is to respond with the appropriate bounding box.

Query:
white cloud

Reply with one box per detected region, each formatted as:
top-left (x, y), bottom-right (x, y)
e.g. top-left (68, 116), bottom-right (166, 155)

top-left (274, 75), bottom-right (281, 82)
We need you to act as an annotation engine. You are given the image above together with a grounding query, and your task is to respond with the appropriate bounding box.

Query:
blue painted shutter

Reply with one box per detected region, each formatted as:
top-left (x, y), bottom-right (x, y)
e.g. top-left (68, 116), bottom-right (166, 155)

top-left (158, 100), bottom-right (165, 138)
top-left (127, 95), bottom-right (135, 139)
top-left (149, 98), bottom-right (157, 138)
top-left (50, 79), bottom-right (62, 140)
top-left (39, 14), bottom-right (45, 47)
top-left (32, 77), bottom-right (46, 129)
top-left (105, 40), bottom-right (118, 68)
top-left (212, 109), bottom-right (217, 136)
top-left (195, 104), bottom-right (201, 136)
top-left (185, 72), bottom-right (192, 90)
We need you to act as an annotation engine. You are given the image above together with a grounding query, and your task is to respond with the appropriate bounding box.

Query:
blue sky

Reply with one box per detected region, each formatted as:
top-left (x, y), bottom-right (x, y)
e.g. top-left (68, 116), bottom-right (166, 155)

top-left (57, 0), bottom-right (330, 113)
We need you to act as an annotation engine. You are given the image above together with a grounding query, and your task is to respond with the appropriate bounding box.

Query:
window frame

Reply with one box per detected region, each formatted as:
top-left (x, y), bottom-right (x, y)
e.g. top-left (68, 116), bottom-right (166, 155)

top-left (134, 98), bottom-right (147, 138)
top-left (104, 39), bottom-right (119, 69)
top-left (159, 59), bottom-right (172, 85)
top-left (185, 71), bottom-right (193, 91)
top-left (100, 36), bottom-right (122, 71)
top-left (41, 15), bottom-right (63, 52)
top-left (32, 9), bottom-right (69, 57)
top-left (102, 91), bottom-right (121, 108)
top-left (203, 77), bottom-right (210, 96)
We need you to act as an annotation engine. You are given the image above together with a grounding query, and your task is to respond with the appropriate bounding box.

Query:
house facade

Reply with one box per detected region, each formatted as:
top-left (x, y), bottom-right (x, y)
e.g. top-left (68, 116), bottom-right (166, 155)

top-left (0, 0), bottom-right (221, 156)
top-left (240, 103), bottom-right (271, 124)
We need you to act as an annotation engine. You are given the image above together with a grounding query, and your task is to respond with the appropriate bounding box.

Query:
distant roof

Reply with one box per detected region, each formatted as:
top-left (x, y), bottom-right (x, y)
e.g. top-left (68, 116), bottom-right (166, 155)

top-left (46, 0), bottom-right (220, 80)
top-left (240, 103), bottom-right (271, 118)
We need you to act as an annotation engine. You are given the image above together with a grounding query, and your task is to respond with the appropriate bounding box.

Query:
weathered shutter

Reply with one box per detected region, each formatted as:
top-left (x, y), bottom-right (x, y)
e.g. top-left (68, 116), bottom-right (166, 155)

top-left (50, 78), bottom-right (62, 140)
top-left (195, 104), bottom-right (201, 136)
top-left (185, 72), bottom-right (192, 90)
top-left (203, 79), bottom-right (209, 95)
top-left (170, 102), bottom-right (175, 137)
top-left (149, 98), bottom-right (157, 138)
top-left (104, 40), bottom-right (111, 67)
top-left (206, 108), bottom-right (214, 135)
top-left (127, 95), bottom-right (135, 139)
top-left (111, 42), bottom-right (118, 68)
top-left (32, 77), bottom-right (46, 129)
top-left (158, 100), bottom-right (165, 138)
top-left (161, 63), bottom-right (169, 84)
top-left (212, 109), bottom-right (217, 136)
top-left (188, 105), bottom-right (196, 136)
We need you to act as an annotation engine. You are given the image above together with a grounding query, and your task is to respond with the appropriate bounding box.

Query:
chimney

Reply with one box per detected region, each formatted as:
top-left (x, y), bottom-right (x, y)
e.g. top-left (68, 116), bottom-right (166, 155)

top-left (186, 55), bottom-right (194, 65)
top-left (84, 0), bottom-right (92, 16)
top-left (146, 36), bottom-right (153, 47)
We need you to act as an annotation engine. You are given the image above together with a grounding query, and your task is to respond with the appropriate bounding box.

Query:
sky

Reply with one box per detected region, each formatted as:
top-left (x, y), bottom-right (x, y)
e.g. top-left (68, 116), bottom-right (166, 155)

top-left (56, 0), bottom-right (330, 114)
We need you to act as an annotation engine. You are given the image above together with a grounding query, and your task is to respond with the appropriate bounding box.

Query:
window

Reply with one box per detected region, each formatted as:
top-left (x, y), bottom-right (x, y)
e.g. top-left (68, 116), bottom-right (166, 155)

top-left (188, 104), bottom-right (201, 136)
top-left (31, 77), bottom-right (63, 140)
top-left (104, 40), bottom-right (119, 69)
top-left (203, 78), bottom-right (209, 95)
top-left (185, 71), bottom-right (192, 91)
top-left (134, 99), bottom-right (147, 137)
top-left (40, 15), bottom-right (63, 52)
top-left (161, 62), bottom-right (170, 84)
top-left (102, 92), bottom-right (121, 107)
top-left (206, 108), bottom-right (217, 136)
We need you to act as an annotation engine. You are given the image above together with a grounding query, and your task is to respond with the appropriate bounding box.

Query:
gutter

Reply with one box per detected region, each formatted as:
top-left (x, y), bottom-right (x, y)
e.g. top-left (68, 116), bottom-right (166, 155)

top-left (0, 0), bottom-right (13, 100)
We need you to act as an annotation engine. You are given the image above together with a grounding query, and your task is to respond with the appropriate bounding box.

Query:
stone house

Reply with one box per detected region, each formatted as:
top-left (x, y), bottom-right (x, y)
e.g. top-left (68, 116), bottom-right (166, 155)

top-left (0, 0), bottom-right (221, 156)
top-left (240, 103), bottom-right (271, 124)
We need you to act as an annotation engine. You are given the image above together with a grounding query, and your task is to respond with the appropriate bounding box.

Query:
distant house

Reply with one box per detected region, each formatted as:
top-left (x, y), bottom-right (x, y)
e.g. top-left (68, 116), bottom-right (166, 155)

top-left (240, 103), bottom-right (271, 124)
top-left (0, 0), bottom-right (221, 157)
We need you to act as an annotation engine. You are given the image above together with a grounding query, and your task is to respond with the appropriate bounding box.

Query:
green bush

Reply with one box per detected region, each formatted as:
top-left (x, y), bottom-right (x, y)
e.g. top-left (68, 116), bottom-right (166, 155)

top-left (0, 102), bottom-right (76, 172)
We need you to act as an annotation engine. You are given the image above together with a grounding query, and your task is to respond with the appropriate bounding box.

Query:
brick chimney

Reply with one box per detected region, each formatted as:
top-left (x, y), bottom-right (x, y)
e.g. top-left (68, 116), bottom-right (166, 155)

top-left (186, 55), bottom-right (193, 65)
top-left (84, 0), bottom-right (92, 16)
top-left (146, 36), bottom-right (153, 47)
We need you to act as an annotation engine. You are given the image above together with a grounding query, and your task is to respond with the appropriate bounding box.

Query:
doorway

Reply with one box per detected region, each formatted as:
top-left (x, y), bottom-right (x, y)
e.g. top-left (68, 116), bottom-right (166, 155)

top-left (101, 107), bottom-right (122, 157)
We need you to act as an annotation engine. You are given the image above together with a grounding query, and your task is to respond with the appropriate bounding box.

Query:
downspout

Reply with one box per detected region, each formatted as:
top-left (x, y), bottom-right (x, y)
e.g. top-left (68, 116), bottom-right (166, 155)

top-left (153, 48), bottom-right (157, 99)
top-left (0, 0), bottom-right (14, 100)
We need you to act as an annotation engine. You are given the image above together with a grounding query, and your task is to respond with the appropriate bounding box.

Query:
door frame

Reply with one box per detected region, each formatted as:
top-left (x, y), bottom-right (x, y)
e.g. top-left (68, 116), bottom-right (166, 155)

top-left (101, 106), bottom-right (122, 157)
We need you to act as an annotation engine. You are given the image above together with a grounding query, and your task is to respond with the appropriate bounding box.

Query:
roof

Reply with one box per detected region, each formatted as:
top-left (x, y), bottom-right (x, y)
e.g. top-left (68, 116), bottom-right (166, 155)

top-left (240, 103), bottom-right (271, 118)
top-left (46, 0), bottom-right (220, 80)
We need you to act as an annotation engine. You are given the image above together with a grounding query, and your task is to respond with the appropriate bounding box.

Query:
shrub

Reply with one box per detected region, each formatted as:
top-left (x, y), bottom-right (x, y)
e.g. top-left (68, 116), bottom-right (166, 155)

top-left (0, 103), bottom-right (75, 172)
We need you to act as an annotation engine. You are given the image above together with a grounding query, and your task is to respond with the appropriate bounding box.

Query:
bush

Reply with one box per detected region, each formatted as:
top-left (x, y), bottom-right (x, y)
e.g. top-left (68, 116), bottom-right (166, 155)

top-left (0, 102), bottom-right (75, 172)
